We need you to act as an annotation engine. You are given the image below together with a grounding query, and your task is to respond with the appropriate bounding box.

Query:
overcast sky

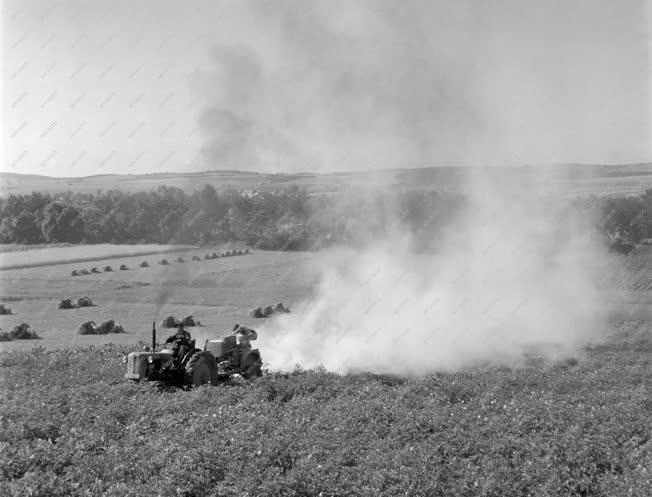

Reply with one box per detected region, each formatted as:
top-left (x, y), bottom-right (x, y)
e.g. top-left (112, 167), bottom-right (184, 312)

top-left (2, 0), bottom-right (651, 177)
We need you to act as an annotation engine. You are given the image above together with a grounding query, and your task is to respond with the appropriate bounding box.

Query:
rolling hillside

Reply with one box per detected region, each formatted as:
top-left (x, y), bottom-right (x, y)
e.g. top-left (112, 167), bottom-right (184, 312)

top-left (2, 163), bottom-right (652, 197)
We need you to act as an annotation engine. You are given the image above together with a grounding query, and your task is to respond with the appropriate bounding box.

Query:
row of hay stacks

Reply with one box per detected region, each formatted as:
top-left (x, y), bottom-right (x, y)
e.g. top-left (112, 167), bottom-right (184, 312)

top-left (249, 303), bottom-right (290, 318)
top-left (204, 249), bottom-right (250, 260)
top-left (72, 264), bottom-right (129, 276)
top-left (58, 296), bottom-right (94, 309)
top-left (0, 323), bottom-right (40, 341)
top-left (160, 249), bottom-right (251, 264)
top-left (160, 315), bottom-right (201, 328)
top-left (1, 319), bottom-right (124, 339)
top-left (70, 249), bottom-right (252, 276)
top-left (77, 319), bottom-right (125, 335)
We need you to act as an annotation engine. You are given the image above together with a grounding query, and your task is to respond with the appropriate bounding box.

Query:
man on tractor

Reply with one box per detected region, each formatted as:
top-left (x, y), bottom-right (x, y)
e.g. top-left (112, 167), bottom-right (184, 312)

top-left (165, 323), bottom-right (193, 360)
top-left (232, 324), bottom-right (258, 349)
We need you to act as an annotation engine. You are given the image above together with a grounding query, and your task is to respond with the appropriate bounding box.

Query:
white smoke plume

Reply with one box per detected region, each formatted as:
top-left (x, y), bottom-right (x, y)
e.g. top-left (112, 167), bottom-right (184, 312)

top-left (258, 171), bottom-right (611, 374)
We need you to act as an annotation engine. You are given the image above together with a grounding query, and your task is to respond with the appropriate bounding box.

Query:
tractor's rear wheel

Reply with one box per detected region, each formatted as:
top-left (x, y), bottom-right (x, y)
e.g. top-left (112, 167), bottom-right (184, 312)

top-left (242, 357), bottom-right (263, 379)
top-left (184, 351), bottom-right (218, 386)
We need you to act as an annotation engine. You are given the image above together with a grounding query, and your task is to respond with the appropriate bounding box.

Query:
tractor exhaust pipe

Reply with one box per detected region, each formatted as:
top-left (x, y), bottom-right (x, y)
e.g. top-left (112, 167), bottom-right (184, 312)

top-left (152, 321), bottom-right (156, 351)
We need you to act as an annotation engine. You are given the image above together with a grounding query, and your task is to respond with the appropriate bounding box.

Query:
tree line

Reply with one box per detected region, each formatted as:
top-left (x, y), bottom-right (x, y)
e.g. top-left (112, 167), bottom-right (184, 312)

top-left (0, 184), bottom-right (650, 250)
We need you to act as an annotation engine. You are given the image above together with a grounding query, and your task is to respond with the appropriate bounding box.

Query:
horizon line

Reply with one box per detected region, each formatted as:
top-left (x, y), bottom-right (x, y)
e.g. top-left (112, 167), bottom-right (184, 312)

top-left (3, 161), bottom-right (652, 181)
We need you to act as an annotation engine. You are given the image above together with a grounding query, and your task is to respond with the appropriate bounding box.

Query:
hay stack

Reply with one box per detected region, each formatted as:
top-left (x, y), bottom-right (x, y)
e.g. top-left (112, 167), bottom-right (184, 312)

top-left (9, 323), bottom-right (39, 340)
top-left (204, 254), bottom-right (211, 260)
top-left (140, 261), bottom-right (150, 268)
top-left (104, 266), bottom-right (113, 272)
top-left (58, 299), bottom-right (75, 310)
top-left (192, 255), bottom-right (201, 261)
top-left (80, 269), bottom-right (90, 275)
top-left (76, 296), bottom-right (93, 308)
top-left (119, 264), bottom-right (129, 270)
top-left (223, 250), bottom-right (231, 257)
top-left (180, 315), bottom-right (196, 326)
top-left (244, 248), bottom-right (250, 254)
top-left (76, 319), bottom-right (124, 335)
top-left (111, 324), bottom-right (125, 334)
top-left (159, 259), bottom-right (169, 265)
top-left (274, 303), bottom-right (290, 313)
top-left (71, 270), bottom-right (79, 276)
top-left (262, 305), bottom-right (274, 317)
top-left (90, 267), bottom-right (100, 274)
top-left (77, 321), bottom-right (97, 335)
top-left (176, 257), bottom-right (185, 263)
top-left (0, 304), bottom-right (12, 315)
top-left (161, 315), bottom-right (178, 328)
top-left (211, 252), bottom-right (218, 259)
top-left (96, 320), bottom-right (116, 334)
top-left (249, 306), bottom-right (264, 318)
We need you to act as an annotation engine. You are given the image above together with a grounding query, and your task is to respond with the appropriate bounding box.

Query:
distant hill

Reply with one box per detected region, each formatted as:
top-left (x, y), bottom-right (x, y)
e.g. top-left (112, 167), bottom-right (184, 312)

top-left (2, 163), bottom-right (652, 197)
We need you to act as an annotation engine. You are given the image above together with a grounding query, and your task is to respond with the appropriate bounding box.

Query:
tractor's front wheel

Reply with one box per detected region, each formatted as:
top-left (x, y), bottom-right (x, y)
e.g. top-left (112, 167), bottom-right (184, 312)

top-left (184, 351), bottom-right (218, 386)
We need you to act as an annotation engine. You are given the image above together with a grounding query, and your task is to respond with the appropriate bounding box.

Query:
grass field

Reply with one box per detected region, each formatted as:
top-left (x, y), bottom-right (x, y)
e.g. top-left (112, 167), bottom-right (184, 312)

top-left (0, 244), bottom-right (650, 496)
top-left (0, 324), bottom-right (649, 496)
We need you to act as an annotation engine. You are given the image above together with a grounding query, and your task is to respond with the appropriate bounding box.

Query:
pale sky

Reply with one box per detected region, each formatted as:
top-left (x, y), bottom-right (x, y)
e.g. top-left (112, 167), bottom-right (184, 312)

top-left (2, 0), bottom-right (651, 177)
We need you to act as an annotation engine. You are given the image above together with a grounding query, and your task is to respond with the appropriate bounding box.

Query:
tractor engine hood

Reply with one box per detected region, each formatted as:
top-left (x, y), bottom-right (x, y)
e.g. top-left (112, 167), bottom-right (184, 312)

top-left (124, 351), bottom-right (175, 380)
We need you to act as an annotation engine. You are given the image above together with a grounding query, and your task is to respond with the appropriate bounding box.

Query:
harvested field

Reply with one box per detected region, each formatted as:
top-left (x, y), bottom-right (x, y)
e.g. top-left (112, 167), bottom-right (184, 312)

top-left (0, 247), bottom-right (314, 351)
top-left (0, 244), bottom-right (649, 354)
top-left (0, 244), bottom-right (195, 271)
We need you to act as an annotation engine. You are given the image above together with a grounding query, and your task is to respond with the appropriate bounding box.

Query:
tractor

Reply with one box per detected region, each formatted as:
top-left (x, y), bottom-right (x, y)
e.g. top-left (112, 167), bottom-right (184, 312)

top-left (123, 322), bottom-right (263, 387)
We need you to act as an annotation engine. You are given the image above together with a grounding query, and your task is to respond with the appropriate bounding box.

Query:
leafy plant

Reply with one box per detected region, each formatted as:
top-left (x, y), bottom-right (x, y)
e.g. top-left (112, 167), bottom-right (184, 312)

top-left (0, 330), bottom-right (649, 496)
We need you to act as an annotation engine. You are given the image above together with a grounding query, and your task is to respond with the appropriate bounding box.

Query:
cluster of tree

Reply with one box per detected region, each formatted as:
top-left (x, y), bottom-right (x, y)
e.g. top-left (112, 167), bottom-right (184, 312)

top-left (1, 184), bottom-right (650, 250)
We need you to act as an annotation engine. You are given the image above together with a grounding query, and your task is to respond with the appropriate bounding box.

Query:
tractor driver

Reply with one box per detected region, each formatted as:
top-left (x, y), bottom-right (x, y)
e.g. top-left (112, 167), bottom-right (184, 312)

top-left (164, 323), bottom-right (192, 357)
top-left (232, 324), bottom-right (257, 349)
